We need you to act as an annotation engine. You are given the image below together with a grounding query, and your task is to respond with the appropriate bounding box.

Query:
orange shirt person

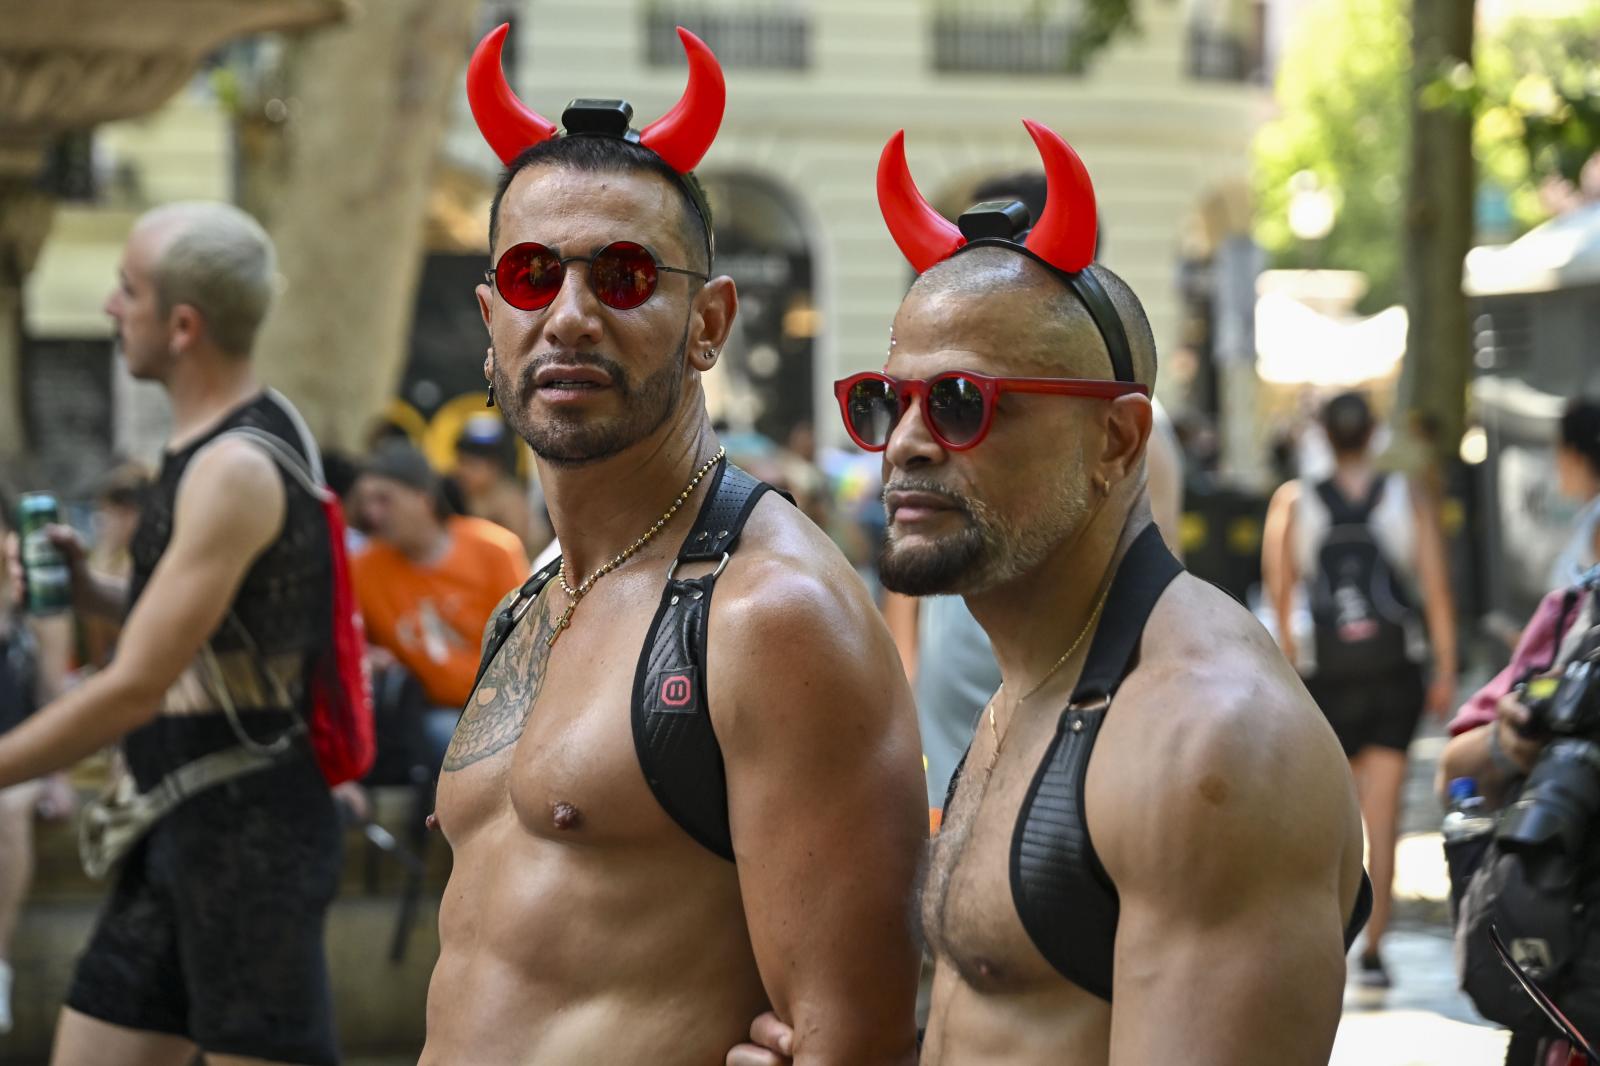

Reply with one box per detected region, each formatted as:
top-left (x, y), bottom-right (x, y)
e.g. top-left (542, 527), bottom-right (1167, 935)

top-left (351, 443), bottom-right (529, 710)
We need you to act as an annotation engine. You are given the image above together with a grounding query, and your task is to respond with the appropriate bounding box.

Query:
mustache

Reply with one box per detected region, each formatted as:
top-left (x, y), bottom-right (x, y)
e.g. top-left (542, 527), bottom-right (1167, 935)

top-left (515, 350), bottom-right (632, 393)
top-left (881, 476), bottom-right (975, 516)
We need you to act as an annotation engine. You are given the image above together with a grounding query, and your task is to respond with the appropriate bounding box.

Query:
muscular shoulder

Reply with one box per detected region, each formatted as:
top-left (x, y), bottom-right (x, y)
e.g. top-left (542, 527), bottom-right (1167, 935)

top-left (173, 436), bottom-right (285, 553)
top-left (1092, 575), bottom-right (1355, 891)
top-left (706, 493), bottom-right (907, 738)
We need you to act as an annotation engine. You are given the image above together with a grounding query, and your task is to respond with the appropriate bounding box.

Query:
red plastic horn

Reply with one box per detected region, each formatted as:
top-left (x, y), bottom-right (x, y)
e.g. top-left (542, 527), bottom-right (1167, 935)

top-left (467, 23), bottom-right (558, 165)
top-left (1022, 118), bottom-right (1097, 273)
top-left (876, 130), bottom-right (965, 273)
top-left (639, 27), bottom-right (726, 174)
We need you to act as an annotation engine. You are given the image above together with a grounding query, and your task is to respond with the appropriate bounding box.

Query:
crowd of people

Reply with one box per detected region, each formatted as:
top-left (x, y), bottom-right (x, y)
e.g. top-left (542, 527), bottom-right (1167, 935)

top-left (0, 22), bottom-right (1597, 1066)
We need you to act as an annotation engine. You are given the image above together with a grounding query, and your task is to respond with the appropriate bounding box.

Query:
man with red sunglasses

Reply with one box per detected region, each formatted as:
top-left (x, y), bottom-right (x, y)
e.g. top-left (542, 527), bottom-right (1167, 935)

top-left (422, 26), bottom-right (925, 1066)
top-left (730, 122), bottom-right (1369, 1066)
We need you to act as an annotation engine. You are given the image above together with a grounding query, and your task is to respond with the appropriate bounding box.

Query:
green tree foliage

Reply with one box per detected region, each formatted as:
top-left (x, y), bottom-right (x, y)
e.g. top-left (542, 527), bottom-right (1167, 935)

top-left (1252, 0), bottom-right (1411, 312)
top-left (1475, 6), bottom-right (1600, 229)
top-left (1254, 0), bottom-right (1600, 312)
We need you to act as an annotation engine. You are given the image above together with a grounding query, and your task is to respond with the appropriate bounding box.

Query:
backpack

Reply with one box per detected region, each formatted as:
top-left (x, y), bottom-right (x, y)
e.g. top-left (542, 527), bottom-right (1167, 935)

top-left (1307, 475), bottom-right (1415, 680)
top-left (224, 418), bottom-right (375, 787)
top-left (1448, 804), bottom-right (1600, 1039)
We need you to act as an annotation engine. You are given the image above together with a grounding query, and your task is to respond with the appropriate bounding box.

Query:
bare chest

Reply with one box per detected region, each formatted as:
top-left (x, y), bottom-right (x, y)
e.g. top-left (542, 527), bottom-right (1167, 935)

top-left (435, 577), bottom-right (689, 851)
top-left (920, 712), bottom-right (1066, 992)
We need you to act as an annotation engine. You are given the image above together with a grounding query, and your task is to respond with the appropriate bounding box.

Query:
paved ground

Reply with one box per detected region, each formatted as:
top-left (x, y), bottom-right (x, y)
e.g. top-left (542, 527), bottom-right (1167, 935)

top-left (1329, 718), bottom-right (1512, 1066)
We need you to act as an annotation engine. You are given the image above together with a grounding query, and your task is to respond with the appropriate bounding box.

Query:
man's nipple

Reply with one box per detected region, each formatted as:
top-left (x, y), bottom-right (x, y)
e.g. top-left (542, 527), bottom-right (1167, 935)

top-left (551, 801), bottom-right (584, 831)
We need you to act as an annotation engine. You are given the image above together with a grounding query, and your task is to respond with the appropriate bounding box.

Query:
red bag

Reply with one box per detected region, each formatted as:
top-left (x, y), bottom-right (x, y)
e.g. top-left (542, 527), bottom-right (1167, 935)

top-left (227, 412), bottom-right (375, 786)
top-left (305, 490), bottom-right (376, 785)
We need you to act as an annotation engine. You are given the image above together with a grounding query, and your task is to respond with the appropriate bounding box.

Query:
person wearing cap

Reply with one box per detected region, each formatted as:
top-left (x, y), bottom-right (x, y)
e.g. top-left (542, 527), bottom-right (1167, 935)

top-left (452, 413), bottom-right (552, 560)
top-left (349, 441), bottom-right (529, 773)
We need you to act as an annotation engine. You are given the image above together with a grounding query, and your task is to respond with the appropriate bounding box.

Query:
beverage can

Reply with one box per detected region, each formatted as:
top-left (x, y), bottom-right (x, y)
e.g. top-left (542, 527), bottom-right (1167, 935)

top-left (17, 492), bottom-right (71, 614)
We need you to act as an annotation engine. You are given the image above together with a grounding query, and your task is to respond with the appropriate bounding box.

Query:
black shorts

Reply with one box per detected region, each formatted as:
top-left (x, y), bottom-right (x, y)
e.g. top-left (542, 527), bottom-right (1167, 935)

top-left (66, 754), bottom-right (343, 1065)
top-left (1306, 663), bottom-right (1426, 758)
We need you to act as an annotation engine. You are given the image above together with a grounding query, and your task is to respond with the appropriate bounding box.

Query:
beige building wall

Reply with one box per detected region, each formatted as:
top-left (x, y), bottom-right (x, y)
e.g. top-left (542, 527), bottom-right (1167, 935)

top-left (27, 0), bottom-right (1267, 451)
top-left (449, 0), bottom-right (1268, 427)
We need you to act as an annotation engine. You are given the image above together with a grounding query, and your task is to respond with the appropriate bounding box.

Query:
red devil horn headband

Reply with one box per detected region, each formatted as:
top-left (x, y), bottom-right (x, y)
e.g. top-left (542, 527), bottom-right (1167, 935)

top-left (878, 120), bottom-right (1136, 385)
top-left (467, 24), bottom-right (725, 173)
top-left (876, 119), bottom-right (1098, 275)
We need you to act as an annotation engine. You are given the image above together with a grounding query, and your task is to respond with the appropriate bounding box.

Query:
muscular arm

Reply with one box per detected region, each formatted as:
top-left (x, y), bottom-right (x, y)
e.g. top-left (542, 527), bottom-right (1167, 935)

top-left (1145, 412), bottom-right (1184, 561)
top-left (71, 567), bottom-right (131, 621)
top-left (1262, 481), bottom-right (1300, 662)
top-left (879, 590), bottom-right (919, 684)
top-left (1410, 477), bottom-right (1457, 681)
top-left (714, 558), bottom-right (925, 1066)
top-left (0, 440), bottom-right (285, 787)
top-left (1097, 674), bottom-right (1359, 1066)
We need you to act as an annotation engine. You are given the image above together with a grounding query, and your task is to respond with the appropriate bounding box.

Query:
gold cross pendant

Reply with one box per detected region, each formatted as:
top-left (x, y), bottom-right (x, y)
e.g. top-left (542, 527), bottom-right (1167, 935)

top-left (547, 602), bottom-right (578, 648)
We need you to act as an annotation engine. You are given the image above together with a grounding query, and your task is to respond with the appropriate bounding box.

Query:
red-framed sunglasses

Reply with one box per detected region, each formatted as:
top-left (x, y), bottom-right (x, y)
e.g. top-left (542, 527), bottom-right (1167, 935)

top-left (834, 370), bottom-right (1148, 452)
top-left (485, 240), bottom-right (708, 312)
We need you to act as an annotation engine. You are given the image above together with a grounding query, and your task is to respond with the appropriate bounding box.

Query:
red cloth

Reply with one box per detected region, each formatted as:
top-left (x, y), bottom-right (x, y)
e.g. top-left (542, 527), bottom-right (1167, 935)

top-left (1449, 587), bottom-right (1588, 736)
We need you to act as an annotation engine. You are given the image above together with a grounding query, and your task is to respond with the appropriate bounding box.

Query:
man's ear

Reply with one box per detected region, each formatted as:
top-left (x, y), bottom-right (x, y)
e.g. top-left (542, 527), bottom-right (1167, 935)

top-left (1099, 395), bottom-right (1154, 486)
top-left (168, 303), bottom-right (203, 354)
top-left (687, 276), bottom-right (737, 373)
top-left (477, 282), bottom-right (494, 335)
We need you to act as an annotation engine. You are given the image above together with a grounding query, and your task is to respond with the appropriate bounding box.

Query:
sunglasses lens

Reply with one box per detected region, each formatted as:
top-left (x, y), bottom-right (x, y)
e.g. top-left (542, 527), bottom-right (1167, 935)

top-left (927, 375), bottom-right (987, 446)
top-left (496, 244), bottom-right (563, 310)
top-left (591, 242), bottom-right (659, 309)
top-left (845, 379), bottom-right (900, 450)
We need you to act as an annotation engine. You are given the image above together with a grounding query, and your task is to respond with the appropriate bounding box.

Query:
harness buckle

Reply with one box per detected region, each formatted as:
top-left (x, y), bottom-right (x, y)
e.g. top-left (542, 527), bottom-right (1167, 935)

top-left (666, 551), bottom-right (731, 584)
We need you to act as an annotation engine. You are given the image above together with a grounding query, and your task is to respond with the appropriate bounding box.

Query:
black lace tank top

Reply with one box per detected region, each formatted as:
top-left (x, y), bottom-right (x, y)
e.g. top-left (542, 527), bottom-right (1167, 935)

top-left (122, 392), bottom-right (331, 789)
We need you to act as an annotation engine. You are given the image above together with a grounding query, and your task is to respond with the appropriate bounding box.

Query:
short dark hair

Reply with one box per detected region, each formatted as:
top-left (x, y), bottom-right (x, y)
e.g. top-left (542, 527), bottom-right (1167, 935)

top-left (1321, 391), bottom-right (1375, 455)
top-left (1561, 399), bottom-right (1600, 476)
top-left (488, 136), bottom-right (713, 271)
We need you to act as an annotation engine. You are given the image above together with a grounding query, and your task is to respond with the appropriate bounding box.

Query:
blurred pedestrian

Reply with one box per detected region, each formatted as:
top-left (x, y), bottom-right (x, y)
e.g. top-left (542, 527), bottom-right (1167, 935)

top-left (349, 441), bottom-right (528, 772)
top-left (1552, 398), bottom-right (1600, 590)
top-left (452, 413), bottom-right (551, 559)
top-left (80, 461), bottom-right (149, 668)
top-left (0, 201), bottom-right (347, 1065)
top-left (0, 492), bottom-right (72, 1036)
top-left (1262, 390), bottom-right (1457, 988)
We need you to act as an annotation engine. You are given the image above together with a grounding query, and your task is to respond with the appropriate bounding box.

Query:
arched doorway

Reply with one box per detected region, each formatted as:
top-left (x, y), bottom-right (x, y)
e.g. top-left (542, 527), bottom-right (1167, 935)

top-left (697, 171), bottom-right (819, 448)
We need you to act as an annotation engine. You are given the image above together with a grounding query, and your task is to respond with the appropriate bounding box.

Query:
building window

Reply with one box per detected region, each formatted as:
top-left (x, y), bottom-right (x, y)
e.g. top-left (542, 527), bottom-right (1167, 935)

top-left (931, 1), bottom-right (1084, 76)
top-left (1185, 0), bottom-right (1266, 84)
top-left (644, 3), bottom-right (811, 70)
top-left (40, 131), bottom-right (99, 203)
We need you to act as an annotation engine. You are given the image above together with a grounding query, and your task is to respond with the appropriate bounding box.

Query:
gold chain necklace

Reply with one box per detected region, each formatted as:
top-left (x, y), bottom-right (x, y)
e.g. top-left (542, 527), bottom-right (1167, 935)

top-left (546, 446), bottom-right (725, 648)
top-left (986, 573), bottom-right (1115, 764)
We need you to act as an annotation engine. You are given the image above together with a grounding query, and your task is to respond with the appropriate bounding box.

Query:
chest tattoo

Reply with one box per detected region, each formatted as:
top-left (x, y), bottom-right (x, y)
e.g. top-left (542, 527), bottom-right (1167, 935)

top-left (442, 588), bottom-right (556, 771)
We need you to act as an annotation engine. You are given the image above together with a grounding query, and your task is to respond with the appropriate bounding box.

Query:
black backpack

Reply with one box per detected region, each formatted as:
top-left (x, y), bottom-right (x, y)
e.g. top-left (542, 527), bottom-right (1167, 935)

top-left (1308, 475), bottom-right (1415, 680)
top-left (1447, 808), bottom-right (1600, 1039)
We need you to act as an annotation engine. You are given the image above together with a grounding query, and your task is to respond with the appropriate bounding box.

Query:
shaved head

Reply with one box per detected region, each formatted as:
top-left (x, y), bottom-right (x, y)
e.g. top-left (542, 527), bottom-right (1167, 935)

top-left (906, 247), bottom-right (1157, 388)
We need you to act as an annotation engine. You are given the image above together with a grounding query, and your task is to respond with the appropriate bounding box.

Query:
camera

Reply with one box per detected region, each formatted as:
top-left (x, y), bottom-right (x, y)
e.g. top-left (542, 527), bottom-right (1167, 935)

top-left (1498, 568), bottom-right (1600, 869)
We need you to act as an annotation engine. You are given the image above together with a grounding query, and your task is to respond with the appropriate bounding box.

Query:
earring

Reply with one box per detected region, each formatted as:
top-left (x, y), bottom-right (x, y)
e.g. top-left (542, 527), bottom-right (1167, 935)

top-left (706, 347), bottom-right (719, 363)
top-left (485, 382), bottom-right (495, 408)
top-left (1095, 474), bottom-right (1111, 496)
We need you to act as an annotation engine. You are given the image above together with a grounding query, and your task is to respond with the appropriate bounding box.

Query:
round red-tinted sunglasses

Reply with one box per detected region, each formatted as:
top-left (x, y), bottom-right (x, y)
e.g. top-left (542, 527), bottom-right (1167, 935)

top-left (834, 370), bottom-right (1149, 452)
top-left (485, 240), bottom-right (708, 312)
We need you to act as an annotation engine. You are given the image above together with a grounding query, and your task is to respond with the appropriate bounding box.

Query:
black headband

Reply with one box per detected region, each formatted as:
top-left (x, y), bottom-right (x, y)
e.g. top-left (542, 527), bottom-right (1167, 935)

top-left (955, 202), bottom-right (1135, 385)
top-left (562, 100), bottom-right (716, 264)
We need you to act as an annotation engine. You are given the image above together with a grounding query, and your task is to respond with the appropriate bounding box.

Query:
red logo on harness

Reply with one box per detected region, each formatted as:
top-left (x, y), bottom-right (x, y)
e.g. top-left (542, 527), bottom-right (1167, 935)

top-left (660, 674), bottom-right (693, 707)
